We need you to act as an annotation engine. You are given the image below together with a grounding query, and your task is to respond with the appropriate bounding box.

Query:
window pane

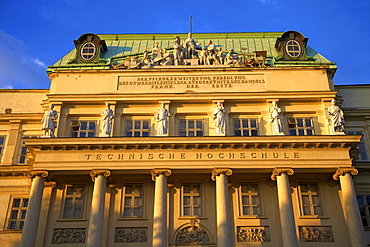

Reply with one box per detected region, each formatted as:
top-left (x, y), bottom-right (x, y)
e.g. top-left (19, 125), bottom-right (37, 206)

top-left (80, 121), bottom-right (87, 130)
top-left (134, 121), bottom-right (141, 129)
top-left (179, 120), bottom-right (186, 129)
top-left (75, 198), bottom-right (84, 207)
top-left (80, 132), bottom-right (86, 137)
top-left (134, 132), bottom-right (140, 137)
top-left (126, 121), bottom-right (132, 130)
top-left (89, 122), bottom-right (95, 130)
top-left (134, 208), bottom-right (142, 217)
top-left (88, 132), bottom-right (95, 137)
top-left (124, 197), bottom-right (132, 206)
top-left (242, 195), bottom-right (249, 205)
top-left (64, 198), bottom-right (73, 207)
top-left (235, 130), bottom-right (241, 136)
top-left (63, 208), bottom-right (72, 218)
top-left (302, 195), bottom-right (310, 205)
top-left (183, 207), bottom-right (190, 216)
top-left (196, 120), bottom-right (203, 129)
top-left (22, 199), bottom-right (28, 207)
top-left (290, 130), bottom-right (297, 135)
top-left (242, 206), bottom-right (250, 215)
top-left (73, 208), bottom-right (82, 218)
top-left (196, 131), bottom-right (203, 136)
top-left (183, 196), bottom-right (190, 205)
top-left (188, 131), bottom-right (194, 137)
top-left (242, 119), bottom-right (249, 128)
top-left (300, 184), bottom-right (308, 192)
top-left (8, 221), bottom-right (16, 229)
top-left (143, 121), bottom-right (149, 129)
top-left (250, 184), bottom-right (259, 193)
top-left (20, 210), bottom-right (27, 219)
top-left (12, 199), bottom-right (20, 208)
top-left (188, 121), bottom-right (194, 129)
top-left (234, 119), bottom-right (240, 128)
top-left (126, 132), bottom-right (132, 137)
top-left (298, 129), bottom-right (304, 135)
top-left (123, 209), bottom-right (132, 217)
top-left (142, 132), bottom-right (149, 137)
top-left (303, 206), bottom-right (311, 215)
top-left (134, 197), bottom-right (143, 206)
top-left (10, 210), bottom-right (18, 219)
top-left (193, 207), bottom-right (201, 216)
top-left (250, 120), bottom-right (257, 128)
top-left (193, 185), bottom-right (201, 192)
top-left (253, 206), bottom-right (261, 215)
top-left (251, 130), bottom-right (258, 136)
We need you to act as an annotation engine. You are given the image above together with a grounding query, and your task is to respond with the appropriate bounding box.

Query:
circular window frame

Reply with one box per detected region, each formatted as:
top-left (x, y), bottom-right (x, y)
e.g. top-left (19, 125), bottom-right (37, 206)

top-left (285, 40), bottom-right (301, 58)
top-left (80, 42), bottom-right (96, 61)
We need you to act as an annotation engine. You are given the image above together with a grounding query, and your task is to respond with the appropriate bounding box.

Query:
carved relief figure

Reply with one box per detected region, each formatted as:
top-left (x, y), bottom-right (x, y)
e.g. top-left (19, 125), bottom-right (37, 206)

top-left (327, 99), bottom-right (344, 133)
top-left (238, 227), bottom-right (269, 242)
top-left (115, 228), bottom-right (148, 243)
top-left (101, 103), bottom-right (114, 136)
top-left (160, 48), bottom-right (173, 66)
top-left (269, 101), bottom-right (283, 134)
top-left (41, 104), bottom-right (58, 137)
top-left (213, 102), bottom-right (225, 134)
top-left (299, 227), bottom-right (333, 242)
top-left (156, 103), bottom-right (169, 135)
top-left (175, 226), bottom-right (210, 244)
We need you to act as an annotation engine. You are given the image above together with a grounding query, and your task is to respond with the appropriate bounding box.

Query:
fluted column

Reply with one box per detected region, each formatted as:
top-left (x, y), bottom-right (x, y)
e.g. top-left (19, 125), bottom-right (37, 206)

top-left (333, 168), bottom-right (367, 247)
top-left (151, 169), bottom-right (172, 247)
top-left (20, 171), bottom-right (49, 247)
top-left (271, 168), bottom-right (298, 247)
top-left (87, 170), bottom-right (111, 247)
top-left (212, 168), bottom-right (233, 247)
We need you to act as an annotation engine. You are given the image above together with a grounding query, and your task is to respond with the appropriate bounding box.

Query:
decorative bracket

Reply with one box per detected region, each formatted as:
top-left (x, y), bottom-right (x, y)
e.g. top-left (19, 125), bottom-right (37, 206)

top-left (151, 169), bottom-right (172, 181)
top-left (271, 168), bottom-right (294, 181)
top-left (333, 168), bottom-right (358, 181)
top-left (211, 168), bottom-right (233, 181)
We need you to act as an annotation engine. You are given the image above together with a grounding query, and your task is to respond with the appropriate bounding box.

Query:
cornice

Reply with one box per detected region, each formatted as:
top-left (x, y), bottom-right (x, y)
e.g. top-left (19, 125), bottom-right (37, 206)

top-left (23, 135), bottom-right (361, 152)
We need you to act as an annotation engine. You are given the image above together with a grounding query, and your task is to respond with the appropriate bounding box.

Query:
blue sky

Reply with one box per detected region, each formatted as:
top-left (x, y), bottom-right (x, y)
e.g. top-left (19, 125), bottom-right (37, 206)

top-left (0, 0), bottom-right (369, 89)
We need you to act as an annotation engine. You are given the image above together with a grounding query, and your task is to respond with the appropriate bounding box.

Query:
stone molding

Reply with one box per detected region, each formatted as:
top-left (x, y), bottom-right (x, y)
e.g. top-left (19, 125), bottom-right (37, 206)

top-left (211, 168), bottom-right (233, 181)
top-left (151, 169), bottom-right (172, 181)
top-left (270, 168), bottom-right (294, 181)
top-left (28, 170), bottom-right (49, 178)
top-left (89, 169), bottom-right (111, 182)
top-left (333, 168), bottom-right (358, 181)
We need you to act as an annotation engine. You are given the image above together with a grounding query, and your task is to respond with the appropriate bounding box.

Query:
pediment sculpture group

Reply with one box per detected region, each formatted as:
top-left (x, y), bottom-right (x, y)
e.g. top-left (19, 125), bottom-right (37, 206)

top-left (41, 100), bottom-right (345, 137)
top-left (114, 33), bottom-right (266, 69)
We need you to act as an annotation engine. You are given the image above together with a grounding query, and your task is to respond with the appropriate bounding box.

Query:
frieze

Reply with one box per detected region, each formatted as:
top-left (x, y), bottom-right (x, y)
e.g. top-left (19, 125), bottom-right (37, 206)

top-left (117, 74), bottom-right (265, 93)
top-left (85, 151), bottom-right (300, 161)
top-left (237, 226), bottom-right (270, 242)
top-left (52, 228), bottom-right (86, 244)
top-left (299, 226), bottom-right (334, 242)
top-left (115, 227), bottom-right (148, 243)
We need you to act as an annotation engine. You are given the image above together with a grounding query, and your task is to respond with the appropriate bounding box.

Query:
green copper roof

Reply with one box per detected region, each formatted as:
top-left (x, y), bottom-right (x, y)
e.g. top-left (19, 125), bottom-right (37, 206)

top-left (49, 32), bottom-right (335, 71)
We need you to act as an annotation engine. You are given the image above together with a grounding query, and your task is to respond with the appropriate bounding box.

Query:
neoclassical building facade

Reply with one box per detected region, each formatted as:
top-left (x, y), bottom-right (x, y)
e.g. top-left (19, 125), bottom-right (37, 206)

top-left (0, 31), bottom-right (369, 247)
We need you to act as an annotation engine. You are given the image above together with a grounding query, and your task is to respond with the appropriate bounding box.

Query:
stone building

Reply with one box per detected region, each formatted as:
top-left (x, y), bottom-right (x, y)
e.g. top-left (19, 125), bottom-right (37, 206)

top-left (0, 31), bottom-right (369, 247)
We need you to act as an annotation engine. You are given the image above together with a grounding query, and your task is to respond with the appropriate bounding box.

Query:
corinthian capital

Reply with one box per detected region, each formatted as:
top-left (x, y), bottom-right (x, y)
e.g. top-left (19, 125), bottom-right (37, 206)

top-left (151, 169), bottom-right (172, 181)
top-left (333, 168), bottom-right (358, 180)
top-left (28, 170), bottom-right (49, 178)
top-left (271, 168), bottom-right (294, 181)
top-left (211, 168), bottom-right (233, 181)
top-left (90, 169), bottom-right (111, 182)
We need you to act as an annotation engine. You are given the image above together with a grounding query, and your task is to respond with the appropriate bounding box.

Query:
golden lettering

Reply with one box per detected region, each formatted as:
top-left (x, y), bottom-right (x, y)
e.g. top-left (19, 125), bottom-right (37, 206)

top-left (107, 154), bottom-right (113, 160)
top-left (294, 152), bottom-right (299, 158)
top-left (196, 153), bottom-right (202, 159)
top-left (262, 153), bottom-right (267, 158)
top-left (251, 153), bottom-right (257, 158)
top-left (207, 153), bottom-right (213, 159)
top-left (148, 154), bottom-right (154, 159)
top-left (158, 153), bottom-right (164, 159)
top-left (229, 153), bottom-right (235, 159)
top-left (168, 153), bottom-right (175, 159)
top-left (96, 154), bottom-right (102, 160)
top-left (219, 153), bottom-right (224, 159)
top-left (118, 154), bottom-right (124, 159)
top-left (273, 153), bottom-right (279, 158)
top-left (284, 153), bottom-right (289, 158)
top-left (240, 153), bottom-right (246, 159)
top-left (180, 153), bottom-right (186, 159)
top-left (129, 154), bottom-right (135, 159)
top-left (85, 154), bottom-right (92, 160)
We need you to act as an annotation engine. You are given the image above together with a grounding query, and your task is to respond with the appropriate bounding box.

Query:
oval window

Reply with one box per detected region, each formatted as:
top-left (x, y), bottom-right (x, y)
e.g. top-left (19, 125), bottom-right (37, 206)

top-left (285, 40), bottom-right (301, 58)
top-left (81, 42), bottom-right (96, 60)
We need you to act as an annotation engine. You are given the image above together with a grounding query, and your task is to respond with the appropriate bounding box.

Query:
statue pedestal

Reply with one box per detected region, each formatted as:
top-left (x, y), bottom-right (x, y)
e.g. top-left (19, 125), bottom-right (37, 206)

top-left (332, 132), bottom-right (345, 135)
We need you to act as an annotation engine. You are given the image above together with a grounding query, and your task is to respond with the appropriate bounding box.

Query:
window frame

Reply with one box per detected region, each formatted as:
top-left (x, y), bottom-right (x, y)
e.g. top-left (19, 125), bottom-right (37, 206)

top-left (124, 119), bottom-right (150, 137)
top-left (288, 117), bottom-right (315, 136)
top-left (297, 182), bottom-right (324, 217)
top-left (70, 119), bottom-right (97, 138)
top-left (121, 183), bottom-right (145, 219)
top-left (357, 194), bottom-right (370, 228)
top-left (180, 183), bottom-right (203, 218)
top-left (285, 40), bottom-right (301, 58)
top-left (6, 196), bottom-right (28, 231)
top-left (80, 42), bottom-right (96, 60)
top-left (178, 118), bottom-right (206, 137)
top-left (17, 141), bottom-right (28, 165)
top-left (232, 118), bottom-right (259, 136)
top-left (0, 135), bottom-right (6, 163)
top-left (238, 182), bottom-right (262, 217)
top-left (60, 184), bottom-right (87, 220)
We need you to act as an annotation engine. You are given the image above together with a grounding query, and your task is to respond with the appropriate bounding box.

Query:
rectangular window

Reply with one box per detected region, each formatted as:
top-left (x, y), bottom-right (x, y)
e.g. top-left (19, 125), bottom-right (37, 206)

top-left (18, 142), bottom-right (27, 165)
top-left (70, 120), bottom-right (96, 137)
top-left (0, 136), bottom-right (5, 161)
top-left (288, 117), bottom-right (314, 136)
top-left (298, 182), bottom-right (323, 216)
top-left (357, 195), bottom-right (370, 227)
top-left (181, 184), bottom-right (202, 217)
top-left (122, 184), bottom-right (144, 218)
top-left (239, 183), bottom-right (261, 216)
top-left (346, 131), bottom-right (369, 161)
top-left (61, 185), bottom-right (86, 219)
top-left (125, 120), bottom-right (150, 137)
top-left (233, 118), bottom-right (258, 136)
top-left (7, 197), bottom-right (28, 230)
top-left (179, 119), bottom-right (203, 137)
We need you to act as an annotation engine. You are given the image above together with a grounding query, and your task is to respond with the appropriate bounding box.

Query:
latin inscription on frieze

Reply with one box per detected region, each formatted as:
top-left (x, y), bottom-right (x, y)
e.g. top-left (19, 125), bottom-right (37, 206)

top-left (117, 74), bottom-right (265, 93)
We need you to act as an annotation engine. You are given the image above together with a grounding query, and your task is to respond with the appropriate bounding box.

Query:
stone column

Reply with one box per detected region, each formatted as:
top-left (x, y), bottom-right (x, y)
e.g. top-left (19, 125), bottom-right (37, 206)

top-left (271, 168), bottom-right (298, 247)
top-left (151, 169), bottom-right (172, 247)
top-left (87, 170), bottom-right (111, 247)
top-left (20, 171), bottom-right (49, 247)
top-left (333, 168), bottom-right (367, 247)
top-left (211, 168), bottom-right (233, 247)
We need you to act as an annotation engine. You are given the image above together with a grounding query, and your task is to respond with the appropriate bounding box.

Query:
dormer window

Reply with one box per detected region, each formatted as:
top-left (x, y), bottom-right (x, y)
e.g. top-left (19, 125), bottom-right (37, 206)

top-left (286, 40), bottom-right (301, 58)
top-left (81, 42), bottom-right (96, 60)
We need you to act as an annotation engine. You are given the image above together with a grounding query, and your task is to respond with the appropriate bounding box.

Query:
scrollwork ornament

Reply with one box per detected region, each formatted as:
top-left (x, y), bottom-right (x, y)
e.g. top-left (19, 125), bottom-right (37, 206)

top-left (89, 169), bottom-right (111, 182)
top-left (211, 168), bottom-right (232, 181)
top-left (44, 181), bottom-right (57, 188)
top-left (271, 168), bottom-right (294, 181)
top-left (333, 168), bottom-right (358, 181)
top-left (151, 169), bottom-right (172, 181)
top-left (28, 170), bottom-right (49, 178)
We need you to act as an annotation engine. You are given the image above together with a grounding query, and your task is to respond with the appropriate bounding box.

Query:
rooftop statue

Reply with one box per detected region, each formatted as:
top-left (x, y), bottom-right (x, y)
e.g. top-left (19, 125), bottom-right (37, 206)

top-left (41, 104), bottom-right (58, 137)
top-left (173, 36), bottom-right (184, 66)
top-left (213, 102), bottom-right (225, 135)
top-left (152, 42), bottom-right (163, 65)
top-left (269, 101), bottom-right (283, 135)
top-left (101, 103), bottom-right (114, 137)
top-left (183, 33), bottom-right (197, 59)
top-left (206, 40), bottom-right (221, 65)
top-left (224, 49), bottom-right (243, 67)
top-left (327, 99), bottom-right (345, 134)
